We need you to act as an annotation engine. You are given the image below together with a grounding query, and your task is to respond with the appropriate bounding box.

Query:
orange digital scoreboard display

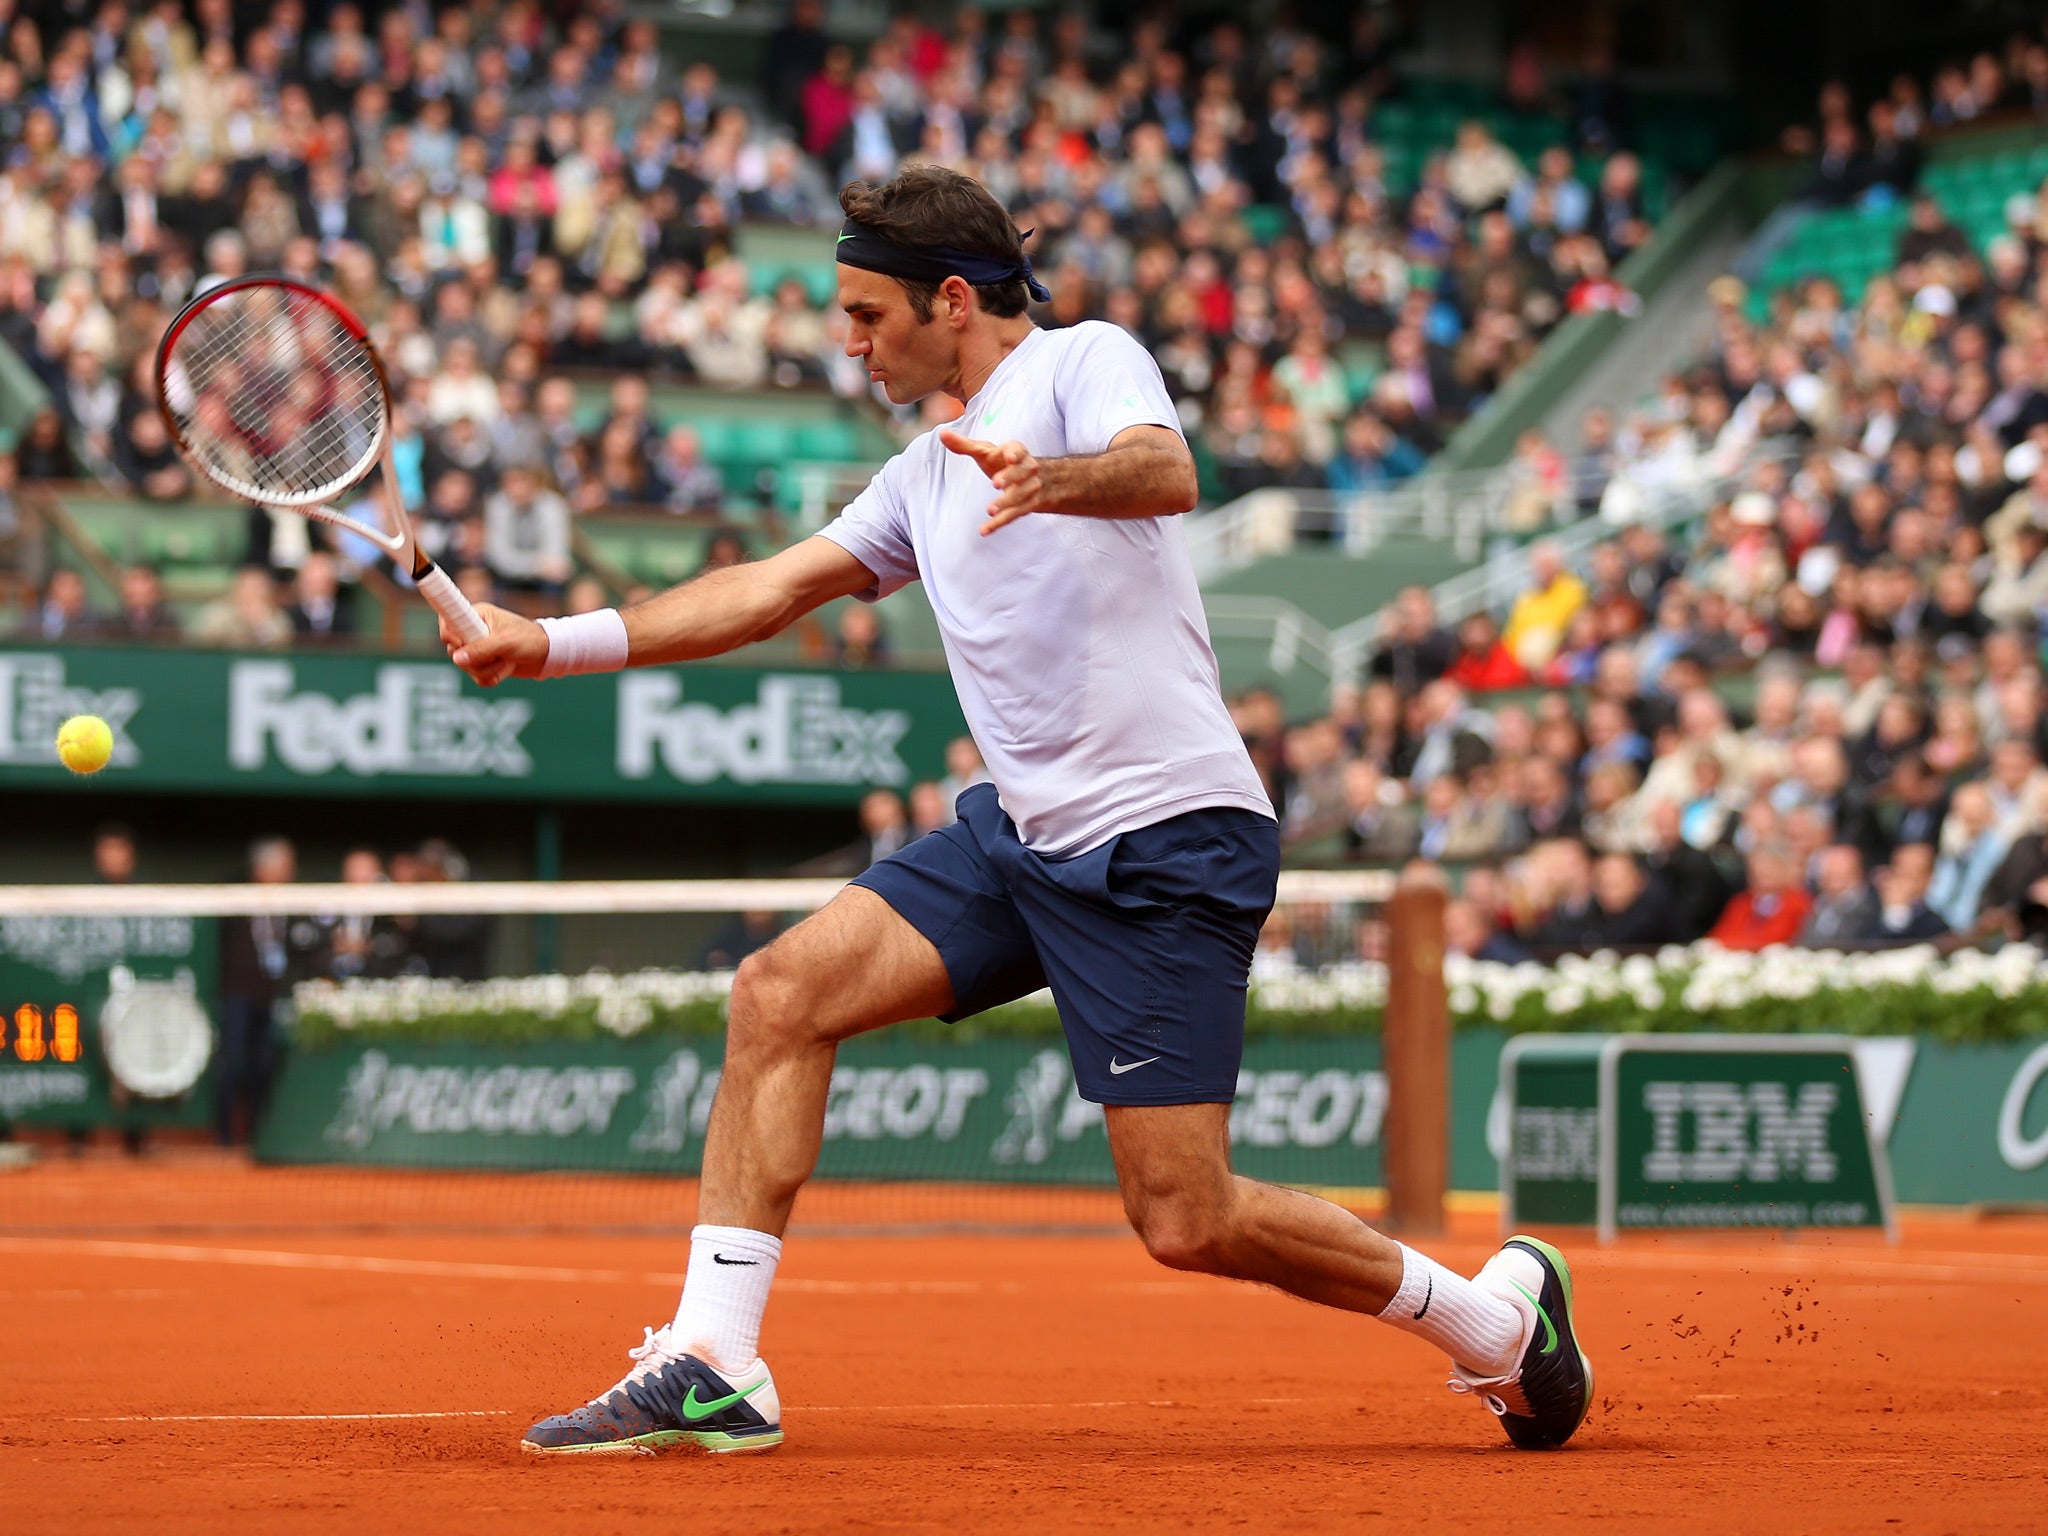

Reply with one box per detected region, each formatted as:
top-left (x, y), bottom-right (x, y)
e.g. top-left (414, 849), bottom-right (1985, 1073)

top-left (5, 1001), bottom-right (86, 1065)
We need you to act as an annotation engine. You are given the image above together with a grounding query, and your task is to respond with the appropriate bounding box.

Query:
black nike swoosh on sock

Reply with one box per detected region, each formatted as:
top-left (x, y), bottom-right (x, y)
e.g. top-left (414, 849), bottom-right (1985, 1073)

top-left (1412, 1273), bottom-right (1433, 1320)
top-left (712, 1254), bottom-right (760, 1266)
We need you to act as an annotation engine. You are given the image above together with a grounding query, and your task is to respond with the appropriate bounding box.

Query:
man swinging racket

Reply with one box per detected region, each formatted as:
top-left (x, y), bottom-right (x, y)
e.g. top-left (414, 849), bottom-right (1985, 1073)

top-left (444, 165), bottom-right (1592, 1458)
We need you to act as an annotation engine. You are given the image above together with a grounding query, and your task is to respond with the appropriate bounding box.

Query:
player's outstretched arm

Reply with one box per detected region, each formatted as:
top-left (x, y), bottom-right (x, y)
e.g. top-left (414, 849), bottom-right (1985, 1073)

top-left (937, 424), bottom-right (1198, 535)
top-left (441, 536), bottom-right (883, 686)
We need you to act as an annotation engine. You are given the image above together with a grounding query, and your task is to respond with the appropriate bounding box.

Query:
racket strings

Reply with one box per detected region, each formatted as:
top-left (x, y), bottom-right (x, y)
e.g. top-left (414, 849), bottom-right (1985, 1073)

top-left (163, 285), bottom-right (386, 504)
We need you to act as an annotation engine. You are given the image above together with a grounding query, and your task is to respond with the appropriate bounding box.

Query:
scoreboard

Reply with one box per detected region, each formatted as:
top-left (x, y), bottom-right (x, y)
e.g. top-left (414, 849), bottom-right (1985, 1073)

top-left (0, 915), bottom-right (218, 1131)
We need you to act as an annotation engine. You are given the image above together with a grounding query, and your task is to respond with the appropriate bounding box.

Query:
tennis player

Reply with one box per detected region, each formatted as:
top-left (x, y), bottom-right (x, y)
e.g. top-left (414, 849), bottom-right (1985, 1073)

top-left (444, 165), bottom-right (1591, 1457)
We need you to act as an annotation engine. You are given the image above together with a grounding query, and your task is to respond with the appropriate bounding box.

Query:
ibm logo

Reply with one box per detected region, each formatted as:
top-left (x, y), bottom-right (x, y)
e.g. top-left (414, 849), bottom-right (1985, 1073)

top-left (1640, 1080), bottom-right (1840, 1185)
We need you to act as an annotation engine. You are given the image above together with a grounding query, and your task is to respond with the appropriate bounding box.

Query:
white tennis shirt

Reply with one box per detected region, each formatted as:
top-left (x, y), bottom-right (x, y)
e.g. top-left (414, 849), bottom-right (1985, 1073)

top-left (819, 321), bottom-right (1274, 856)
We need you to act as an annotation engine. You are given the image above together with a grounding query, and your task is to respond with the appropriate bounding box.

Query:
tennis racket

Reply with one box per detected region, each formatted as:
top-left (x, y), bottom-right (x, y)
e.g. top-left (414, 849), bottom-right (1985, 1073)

top-left (153, 273), bottom-right (488, 644)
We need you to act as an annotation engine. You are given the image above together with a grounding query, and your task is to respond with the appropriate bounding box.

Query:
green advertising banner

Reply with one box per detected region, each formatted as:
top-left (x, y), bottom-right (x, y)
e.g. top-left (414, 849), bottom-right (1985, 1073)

top-left (1889, 1038), bottom-right (2048, 1207)
top-left (0, 645), bottom-right (967, 804)
top-left (1499, 1034), bottom-right (1605, 1228)
top-left (0, 911), bottom-right (218, 1129)
top-left (1600, 1038), bottom-right (1893, 1238)
top-left (259, 1030), bottom-right (1510, 1190)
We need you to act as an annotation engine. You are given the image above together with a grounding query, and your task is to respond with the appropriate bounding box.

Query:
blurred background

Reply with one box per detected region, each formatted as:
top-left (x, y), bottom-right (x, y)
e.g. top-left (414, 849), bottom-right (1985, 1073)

top-left (0, 0), bottom-right (2042, 1007)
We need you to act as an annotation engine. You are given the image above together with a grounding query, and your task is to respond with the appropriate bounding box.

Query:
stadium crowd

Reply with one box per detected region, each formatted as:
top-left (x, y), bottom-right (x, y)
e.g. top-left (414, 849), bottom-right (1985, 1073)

top-left (0, 0), bottom-right (1680, 636)
top-left (1249, 89), bottom-right (2048, 966)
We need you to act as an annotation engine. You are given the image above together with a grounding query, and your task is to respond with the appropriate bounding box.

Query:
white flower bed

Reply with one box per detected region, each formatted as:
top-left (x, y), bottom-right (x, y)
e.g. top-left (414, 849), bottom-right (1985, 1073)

top-left (294, 968), bottom-right (740, 1039)
top-left (292, 942), bottom-right (2048, 1043)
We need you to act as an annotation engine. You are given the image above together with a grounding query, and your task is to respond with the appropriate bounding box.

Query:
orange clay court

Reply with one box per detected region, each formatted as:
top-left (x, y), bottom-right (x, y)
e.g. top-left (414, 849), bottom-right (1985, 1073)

top-left (4, 1160), bottom-right (2047, 1535)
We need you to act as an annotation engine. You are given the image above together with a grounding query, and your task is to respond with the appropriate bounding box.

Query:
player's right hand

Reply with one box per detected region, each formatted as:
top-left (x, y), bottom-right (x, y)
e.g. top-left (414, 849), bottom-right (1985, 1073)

top-left (442, 604), bottom-right (548, 687)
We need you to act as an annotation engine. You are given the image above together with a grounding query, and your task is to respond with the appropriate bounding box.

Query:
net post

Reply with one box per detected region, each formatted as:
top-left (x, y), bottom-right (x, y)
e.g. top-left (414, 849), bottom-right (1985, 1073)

top-left (1383, 865), bottom-right (1448, 1237)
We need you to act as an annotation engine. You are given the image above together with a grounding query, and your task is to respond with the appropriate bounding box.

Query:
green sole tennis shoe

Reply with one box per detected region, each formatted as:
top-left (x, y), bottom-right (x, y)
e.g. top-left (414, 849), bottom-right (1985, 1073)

top-left (1448, 1235), bottom-right (1594, 1451)
top-left (521, 1326), bottom-right (784, 1457)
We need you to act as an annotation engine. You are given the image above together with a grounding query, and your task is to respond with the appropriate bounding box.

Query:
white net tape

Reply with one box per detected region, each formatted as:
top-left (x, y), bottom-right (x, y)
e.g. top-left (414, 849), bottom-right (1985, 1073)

top-left (0, 871), bottom-right (1398, 918)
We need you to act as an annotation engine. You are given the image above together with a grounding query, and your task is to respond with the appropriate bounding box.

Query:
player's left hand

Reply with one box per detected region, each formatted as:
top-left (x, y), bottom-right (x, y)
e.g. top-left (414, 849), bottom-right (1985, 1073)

top-left (939, 429), bottom-right (1044, 535)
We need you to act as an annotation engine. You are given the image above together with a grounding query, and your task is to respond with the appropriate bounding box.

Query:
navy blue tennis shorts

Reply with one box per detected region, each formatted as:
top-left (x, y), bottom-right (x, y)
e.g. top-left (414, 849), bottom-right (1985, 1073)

top-left (853, 783), bottom-right (1280, 1106)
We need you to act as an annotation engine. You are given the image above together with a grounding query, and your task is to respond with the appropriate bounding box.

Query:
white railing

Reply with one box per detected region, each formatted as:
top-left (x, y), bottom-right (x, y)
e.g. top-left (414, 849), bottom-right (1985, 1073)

top-left (1344, 441), bottom-right (1800, 644)
top-left (785, 460), bottom-right (887, 533)
top-left (1192, 438), bottom-right (1801, 696)
top-left (1182, 462), bottom-right (1571, 583)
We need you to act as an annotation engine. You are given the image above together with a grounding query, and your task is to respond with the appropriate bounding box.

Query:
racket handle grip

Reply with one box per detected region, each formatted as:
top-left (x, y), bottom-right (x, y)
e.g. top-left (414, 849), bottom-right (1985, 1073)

top-left (416, 561), bottom-right (489, 645)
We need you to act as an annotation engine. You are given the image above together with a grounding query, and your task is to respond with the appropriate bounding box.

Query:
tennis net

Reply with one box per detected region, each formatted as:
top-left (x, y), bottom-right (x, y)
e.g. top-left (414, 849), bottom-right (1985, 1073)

top-left (0, 870), bottom-right (1429, 1234)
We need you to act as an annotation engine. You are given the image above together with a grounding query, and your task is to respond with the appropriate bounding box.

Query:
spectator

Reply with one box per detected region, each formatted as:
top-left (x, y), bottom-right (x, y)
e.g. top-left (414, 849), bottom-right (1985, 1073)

top-left (1708, 843), bottom-right (1814, 950)
top-left (1369, 586), bottom-right (1456, 696)
top-left (1406, 679), bottom-right (1491, 788)
top-left (37, 567), bottom-right (98, 639)
top-left (1443, 610), bottom-right (1527, 692)
top-left (934, 735), bottom-right (988, 819)
top-left (1444, 896), bottom-right (1530, 963)
top-left (1444, 120), bottom-right (1522, 213)
top-left (1640, 799), bottom-right (1737, 939)
top-left (17, 407), bottom-right (79, 480)
top-left (1590, 852), bottom-right (1666, 945)
top-left (1502, 541), bottom-right (1587, 670)
top-left (1871, 843), bottom-right (1949, 945)
top-left (114, 408), bottom-right (192, 501)
top-left (327, 847), bottom-right (410, 980)
top-left (92, 824), bottom-right (137, 884)
top-left (855, 787), bottom-right (912, 868)
top-left (653, 424), bottom-right (725, 516)
top-left (1413, 772), bottom-right (1510, 862)
top-left (831, 603), bottom-right (891, 669)
top-left (215, 836), bottom-right (312, 1145)
top-left (1529, 838), bottom-right (1605, 948)
top-left (1341, 758), bottom-right (1419, 863)
top-left (698, 910), bottom-right (784, 971)
top-left (482, 464), bottom-right (572, 597)
top-left (1929, 781), bottom-right (2010, 932)
top-left (404, 839), bottom-right (494, 980)
top-left (1799, 843), bottom-right (1881, 945)
top-left (697, 530), bottom-right (752, 575)
top-left (283, 551), bottom-right (356, 643)
top-left (110, 563), bottom-right (177, 640)
top-left (194, 566), bottom-right (292, 648)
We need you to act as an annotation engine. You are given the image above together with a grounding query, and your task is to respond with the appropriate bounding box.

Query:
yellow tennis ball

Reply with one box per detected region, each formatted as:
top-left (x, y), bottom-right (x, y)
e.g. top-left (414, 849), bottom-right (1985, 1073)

top-left (56, 714), bottom-right (114, 775)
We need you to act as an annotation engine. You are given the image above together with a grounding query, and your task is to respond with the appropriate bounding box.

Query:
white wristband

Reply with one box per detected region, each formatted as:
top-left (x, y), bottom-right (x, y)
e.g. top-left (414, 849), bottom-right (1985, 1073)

top-left (537, 609), bottom-right (631, 678)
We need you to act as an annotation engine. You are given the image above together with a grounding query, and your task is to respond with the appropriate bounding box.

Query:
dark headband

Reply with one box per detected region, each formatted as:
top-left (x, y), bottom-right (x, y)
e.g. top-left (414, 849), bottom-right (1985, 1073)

top-left (834, 219), bottom-right (1051, 304)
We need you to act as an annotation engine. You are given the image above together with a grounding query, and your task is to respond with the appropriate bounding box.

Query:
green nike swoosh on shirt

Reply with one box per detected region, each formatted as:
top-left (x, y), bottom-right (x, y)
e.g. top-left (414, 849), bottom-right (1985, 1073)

top-left (681, 1380), bottom-right (767, 1421)
top-left (1510, 1278), bottom-right (1558, 1355)
top-left (836, 232), bottom-right (854, 243)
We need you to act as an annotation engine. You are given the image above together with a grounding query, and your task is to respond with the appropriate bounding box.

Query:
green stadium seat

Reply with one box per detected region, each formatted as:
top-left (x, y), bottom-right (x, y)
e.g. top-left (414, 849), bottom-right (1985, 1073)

top-left (729, 419), bottom-right (794, 470)
top-left (793, 420), bottom-right (860, 461)
top-left (690, 418), bottom-right (738, 462)
top-left (1371, 102), bottom-right (1416, 140)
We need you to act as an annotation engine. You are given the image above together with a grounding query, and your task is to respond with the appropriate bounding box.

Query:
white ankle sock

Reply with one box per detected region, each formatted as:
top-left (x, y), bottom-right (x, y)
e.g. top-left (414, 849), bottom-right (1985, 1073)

top-left (1375, 1244), bottom-right (1527, 1376)
top-left (669, 1224), bottom-right (782, 1371)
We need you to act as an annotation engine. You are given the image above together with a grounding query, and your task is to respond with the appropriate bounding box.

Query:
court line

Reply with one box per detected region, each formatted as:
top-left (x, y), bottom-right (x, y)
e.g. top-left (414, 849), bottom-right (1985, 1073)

top-left (63, 1410), bottom-right (520, 1424)
top-left (796, 1396), bottom-right (1328, 1413)
top-left (0, 1237), bottom-right (1008, 1294)
top-left (26, 1399), bottom-right (1330, 1427)
top-left (7, 1235), bottom-right (2048, 1294)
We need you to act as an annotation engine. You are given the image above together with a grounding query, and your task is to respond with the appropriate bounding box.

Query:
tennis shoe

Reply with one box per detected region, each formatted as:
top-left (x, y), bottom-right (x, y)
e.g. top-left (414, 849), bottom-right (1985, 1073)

top-left (1446, 1236), bottom-right (1593, 1450)
top-left (521, 1325), bottom-right (783, 1456)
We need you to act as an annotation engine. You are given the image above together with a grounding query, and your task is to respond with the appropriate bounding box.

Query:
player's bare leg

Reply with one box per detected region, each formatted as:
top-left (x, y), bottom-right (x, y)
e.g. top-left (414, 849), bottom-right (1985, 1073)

top-left (1107, 1103), bottom-right (1594, 1449)
top-left (697, 886), bottom-right (955, 1235)
top-left (522, 888), bottom-right (953, 1457)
